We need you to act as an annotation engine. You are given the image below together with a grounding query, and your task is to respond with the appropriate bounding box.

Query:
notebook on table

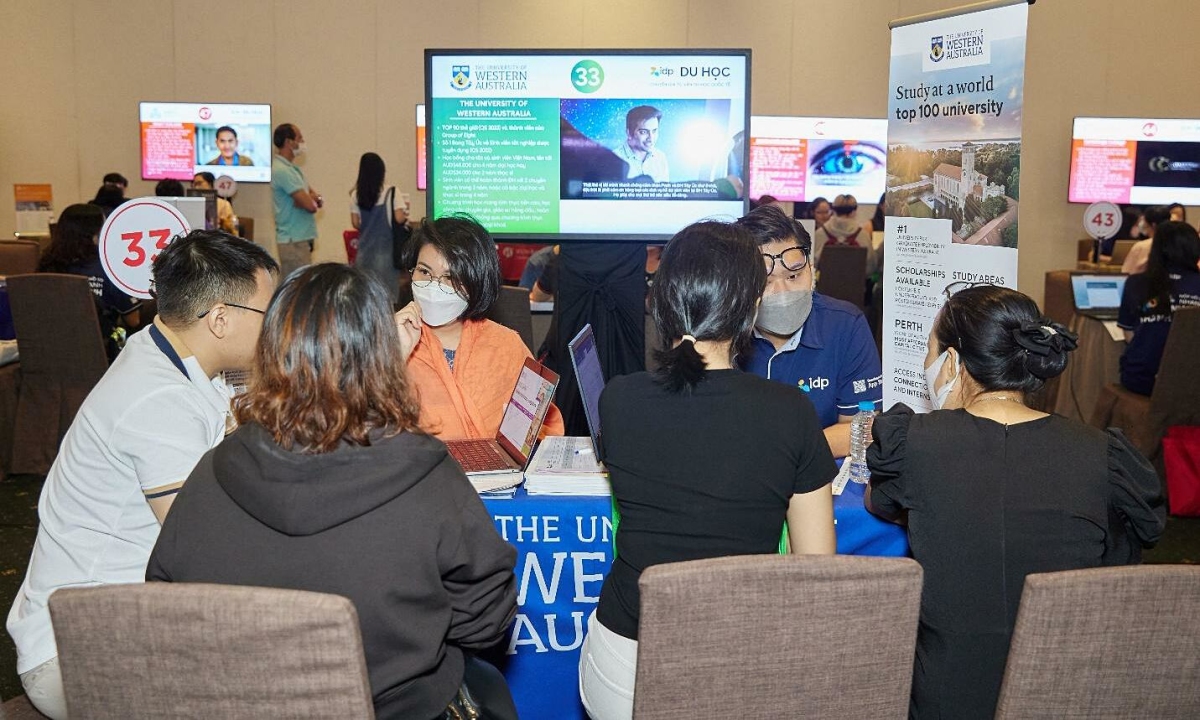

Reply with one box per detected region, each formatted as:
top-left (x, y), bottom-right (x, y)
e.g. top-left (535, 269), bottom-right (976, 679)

top-left (525, 324), bottom-right (609, 495)
top-left (1071, 273), bottom-right (1126, 321)
top-left (445, 357), bottom-right (559, 493)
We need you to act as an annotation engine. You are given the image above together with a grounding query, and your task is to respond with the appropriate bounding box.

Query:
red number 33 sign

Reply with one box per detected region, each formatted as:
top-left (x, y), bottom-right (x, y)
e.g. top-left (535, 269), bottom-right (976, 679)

top-left (100, 199), bottom-right (191, 299)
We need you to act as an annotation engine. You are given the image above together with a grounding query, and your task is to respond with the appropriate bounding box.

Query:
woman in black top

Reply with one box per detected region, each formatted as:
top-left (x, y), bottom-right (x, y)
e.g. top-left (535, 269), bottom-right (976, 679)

top-left (38, 203), bottom-right (142, 361)
top-left (148, 265), bottom-right (517, 720)
top-left (578, 221), bottom-right (837, 720)
top-left (867, 285), bottom-right (1165, 720)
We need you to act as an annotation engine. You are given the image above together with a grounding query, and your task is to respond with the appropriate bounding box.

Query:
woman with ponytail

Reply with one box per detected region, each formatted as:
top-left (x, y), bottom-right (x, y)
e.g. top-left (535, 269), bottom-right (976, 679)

top-left (578, 221), bottom-right (837, 720)
top-left (866, 284), bottom-right (1165, 720)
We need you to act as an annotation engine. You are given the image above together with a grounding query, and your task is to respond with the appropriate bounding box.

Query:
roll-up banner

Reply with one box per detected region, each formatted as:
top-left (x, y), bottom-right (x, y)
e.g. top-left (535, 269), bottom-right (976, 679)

top-left (883, 0), bottom-right (1030, 411)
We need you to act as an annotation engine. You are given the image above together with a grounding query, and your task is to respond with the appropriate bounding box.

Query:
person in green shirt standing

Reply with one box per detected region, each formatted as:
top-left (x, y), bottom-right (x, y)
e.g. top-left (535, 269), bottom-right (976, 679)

top-left (271, 123), bottom-right (322, 276)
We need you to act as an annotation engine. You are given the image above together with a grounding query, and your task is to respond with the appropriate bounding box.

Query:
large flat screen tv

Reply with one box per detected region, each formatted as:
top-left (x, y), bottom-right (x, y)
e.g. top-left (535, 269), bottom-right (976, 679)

top-left (425, 49), bottom-right (751, 241)
top-left (140, 102), bottom-right (272, 183)
top-left (748, 116), bottom-right (887, 203)
top-left (1069, 117), bottom-right (1200, 204)
top-left (416, 103), bottom-right (427, 191)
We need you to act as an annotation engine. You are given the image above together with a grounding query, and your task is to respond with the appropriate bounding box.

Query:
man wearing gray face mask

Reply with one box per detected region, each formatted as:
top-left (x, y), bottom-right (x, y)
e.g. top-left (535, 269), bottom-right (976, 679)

top-left (735, 206), bottom-right (883, 458)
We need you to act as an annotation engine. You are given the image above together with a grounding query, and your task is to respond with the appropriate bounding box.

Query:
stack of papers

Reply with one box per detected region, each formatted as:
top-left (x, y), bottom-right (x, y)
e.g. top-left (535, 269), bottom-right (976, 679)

top-left (469, 474), bottom-right (523, 495)
top-left (524, 436), bottom-right (611, 496)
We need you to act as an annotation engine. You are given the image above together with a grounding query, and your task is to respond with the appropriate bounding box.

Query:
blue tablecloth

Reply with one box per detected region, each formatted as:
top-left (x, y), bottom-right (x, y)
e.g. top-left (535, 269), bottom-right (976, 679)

top-left (482, 482), bottom-right (908, 720)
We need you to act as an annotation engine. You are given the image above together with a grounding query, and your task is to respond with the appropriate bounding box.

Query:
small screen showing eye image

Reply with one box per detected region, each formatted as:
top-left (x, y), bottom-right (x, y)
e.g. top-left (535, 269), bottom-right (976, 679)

top-left (805, 139), bottom-right (886, 197)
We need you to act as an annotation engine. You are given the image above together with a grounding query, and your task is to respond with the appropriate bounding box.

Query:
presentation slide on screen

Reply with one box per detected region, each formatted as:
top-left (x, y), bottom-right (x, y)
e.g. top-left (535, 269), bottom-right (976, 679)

top-left (416, 104), bottom-right (427, 191)
top-left (427, 52), bottom-right (749, 239)
top-left (140, 102), bottom-right (272, 183)
top-left (1069, 117), bottom-right (1200, 205)
top-left (749, 116), bottom-right (887, 203)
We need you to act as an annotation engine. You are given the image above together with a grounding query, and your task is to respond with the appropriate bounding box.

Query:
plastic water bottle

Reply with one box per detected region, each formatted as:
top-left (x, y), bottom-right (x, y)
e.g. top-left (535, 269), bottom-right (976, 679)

top-left (848, 400), bottom-right (877, 484)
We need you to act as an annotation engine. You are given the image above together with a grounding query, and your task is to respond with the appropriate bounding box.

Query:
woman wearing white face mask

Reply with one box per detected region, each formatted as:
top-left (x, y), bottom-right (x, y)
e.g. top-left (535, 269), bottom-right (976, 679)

top-left (864, 284), bottom-right (1164, 720)
top-left (394, 214), bottom-right (565, 439)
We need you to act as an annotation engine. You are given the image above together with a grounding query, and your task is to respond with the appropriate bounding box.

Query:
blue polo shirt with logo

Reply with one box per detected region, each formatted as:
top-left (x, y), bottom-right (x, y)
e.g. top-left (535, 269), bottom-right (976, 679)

top-left (743, 293), bottom-right (883, 427)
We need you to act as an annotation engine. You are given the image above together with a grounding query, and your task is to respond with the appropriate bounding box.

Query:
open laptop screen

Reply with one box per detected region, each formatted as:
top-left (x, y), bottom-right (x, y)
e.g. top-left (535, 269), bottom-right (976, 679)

top-left (569, 324), bottom-right (606, 453)
top-left (1071, 274), bottom-right (1126, 310)
top-left (497, 358), bottom-right (558, 462)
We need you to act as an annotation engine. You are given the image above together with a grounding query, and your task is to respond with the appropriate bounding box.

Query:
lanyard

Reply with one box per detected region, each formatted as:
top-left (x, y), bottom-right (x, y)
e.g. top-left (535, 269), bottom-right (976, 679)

top-left (148, 324), bottom-right (189, 378)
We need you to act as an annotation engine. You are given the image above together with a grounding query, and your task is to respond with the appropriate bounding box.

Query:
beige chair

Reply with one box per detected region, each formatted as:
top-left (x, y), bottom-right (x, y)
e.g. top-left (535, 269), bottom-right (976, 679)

top-left (0, 240), bottom-right (41, 275)
top-left (1034, 270), bottom-right (1076, 412)
top-left (1110, 239), bottom-right (1136, 266)
top-left (1091, 307), bottom-right (1200, 469)
top-left (1077, 237), bottom-right (1095, 262)
top-left (486, 285), bottom-right (535, 351)
top-left (816, 245), bottom-right (868, 310)
top-left (995, 565), bottom-right (1200, 719)
top-left (49, 583), bottom-right (375, 720)
top-left (7, 274), bottom-right (109, 474)
top-left (633, 554), bottom-right (923, 719)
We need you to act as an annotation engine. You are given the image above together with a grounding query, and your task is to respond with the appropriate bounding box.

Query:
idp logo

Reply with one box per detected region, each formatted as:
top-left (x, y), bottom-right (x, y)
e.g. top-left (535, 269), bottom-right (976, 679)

top-left (650, 66), bottom-right (674, 78)
top-left (798, 377), bottom-right (830, 393)
top-left (451, 65), bottom-right (472, 91)
top-left (1142, 122), bottom-right (1158, 137)
top-left (198, 106), bottom-right (212, 121)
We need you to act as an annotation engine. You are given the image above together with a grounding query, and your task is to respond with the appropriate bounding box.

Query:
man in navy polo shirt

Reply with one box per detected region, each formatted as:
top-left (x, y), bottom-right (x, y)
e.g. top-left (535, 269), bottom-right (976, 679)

top-left (736, 205), bottom-right (882, 457)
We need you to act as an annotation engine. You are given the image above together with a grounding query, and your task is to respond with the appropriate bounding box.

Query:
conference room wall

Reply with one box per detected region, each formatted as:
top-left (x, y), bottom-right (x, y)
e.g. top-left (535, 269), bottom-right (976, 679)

top-left (1, 0), bottom-right (1197, 306)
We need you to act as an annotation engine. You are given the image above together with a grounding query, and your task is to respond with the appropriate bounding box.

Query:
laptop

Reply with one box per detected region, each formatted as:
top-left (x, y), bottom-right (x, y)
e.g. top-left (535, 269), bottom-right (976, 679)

top-left (1071, 274), bottom-right (1127, 321)
top-left (444, 357), bottom-right (559, 489)
top-left (569, 324), bottom-right (606, 455)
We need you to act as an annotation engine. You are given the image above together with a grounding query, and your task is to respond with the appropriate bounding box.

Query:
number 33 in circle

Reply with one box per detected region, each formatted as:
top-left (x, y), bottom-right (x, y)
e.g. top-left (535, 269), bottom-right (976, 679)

top-left (98, 199), bottom-right (191, 299)
top-left (571, 60), bottom-right (604, 93)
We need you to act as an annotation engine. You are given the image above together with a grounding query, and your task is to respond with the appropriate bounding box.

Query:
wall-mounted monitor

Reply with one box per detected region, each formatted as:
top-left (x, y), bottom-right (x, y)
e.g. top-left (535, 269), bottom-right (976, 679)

top-left (748, 116), bottom-right (887, 203)
top-left (416, 103), bottom-right (427, 191)
top-left (139, 102), bottom-right (272, 183)
top-left (1069, 117), bottom-right (1200, 204)
top-left (425, 49), bottom-right (750, 241)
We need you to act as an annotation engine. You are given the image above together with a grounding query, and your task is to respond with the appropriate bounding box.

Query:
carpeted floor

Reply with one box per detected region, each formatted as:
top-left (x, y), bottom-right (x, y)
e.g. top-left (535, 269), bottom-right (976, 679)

top-left (2, 474), bottom-right (1199, 701)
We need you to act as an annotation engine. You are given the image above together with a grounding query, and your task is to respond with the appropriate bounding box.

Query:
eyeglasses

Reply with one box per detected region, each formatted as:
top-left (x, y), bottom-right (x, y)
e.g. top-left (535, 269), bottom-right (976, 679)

top-left (411, 266), bottom-right (460, 295)
top-left (196, 302), bottom-right (266, 319)
top-left (943, 280), bottom-right (999, 299)
top-left (762, 246), bottom-right (809, 275)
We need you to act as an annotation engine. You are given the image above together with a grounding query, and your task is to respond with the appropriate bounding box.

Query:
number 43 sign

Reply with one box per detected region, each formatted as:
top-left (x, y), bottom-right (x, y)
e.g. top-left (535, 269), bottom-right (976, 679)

top-left (99, 199), bottom-right (191, 299)
top-left (1083, 201), bottom-right (1122, 242)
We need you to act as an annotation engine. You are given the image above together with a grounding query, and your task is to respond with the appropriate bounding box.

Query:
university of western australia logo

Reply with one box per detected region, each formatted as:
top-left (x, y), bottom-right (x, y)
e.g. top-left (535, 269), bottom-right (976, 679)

top-left (930, 36), bottom-right (945, 62)
top-left (451, 65), bottom-right (472, 91)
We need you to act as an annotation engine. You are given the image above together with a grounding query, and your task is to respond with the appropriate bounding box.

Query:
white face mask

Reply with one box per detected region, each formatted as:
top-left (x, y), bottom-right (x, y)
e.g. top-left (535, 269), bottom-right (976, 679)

top-left (924, 348), bottom-right (959, 410)
top-left (294, 141), bottom-right (306, 156)
top-left (412, 282), bottom-right (468, 327)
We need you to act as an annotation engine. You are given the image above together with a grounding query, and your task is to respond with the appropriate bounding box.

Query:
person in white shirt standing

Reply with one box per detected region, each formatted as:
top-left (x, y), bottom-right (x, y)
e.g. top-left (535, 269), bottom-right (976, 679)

top-left (6, 229), bottom-right (278, 719)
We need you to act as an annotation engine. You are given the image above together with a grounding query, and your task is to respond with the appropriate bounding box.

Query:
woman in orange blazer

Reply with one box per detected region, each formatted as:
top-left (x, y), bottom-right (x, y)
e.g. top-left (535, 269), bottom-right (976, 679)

top-left (394, 214), bottom-right (565, 440)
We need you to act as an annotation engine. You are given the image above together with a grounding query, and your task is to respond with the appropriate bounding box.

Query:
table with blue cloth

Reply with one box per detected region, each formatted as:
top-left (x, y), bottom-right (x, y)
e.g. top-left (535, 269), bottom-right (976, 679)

top-left (481, 480), bottom-right (907, 720)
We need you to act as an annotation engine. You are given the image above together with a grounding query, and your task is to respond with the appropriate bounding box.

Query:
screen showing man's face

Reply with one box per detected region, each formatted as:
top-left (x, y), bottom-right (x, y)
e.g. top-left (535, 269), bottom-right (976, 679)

top-left (628, 117), bottom-right (659, 154)
top-left (217, 130), bottom-right (238, 158)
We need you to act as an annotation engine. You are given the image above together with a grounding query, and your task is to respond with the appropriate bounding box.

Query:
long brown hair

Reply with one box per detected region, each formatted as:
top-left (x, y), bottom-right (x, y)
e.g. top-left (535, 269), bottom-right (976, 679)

top-left (234, 264), bottom-right (421, 453)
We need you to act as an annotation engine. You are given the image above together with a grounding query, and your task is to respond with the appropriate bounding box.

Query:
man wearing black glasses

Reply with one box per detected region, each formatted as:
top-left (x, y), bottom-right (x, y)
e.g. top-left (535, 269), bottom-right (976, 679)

top-left (735, 205), bottom-right (883, 458)
top-left (6, 230), bottom-right (277, 719)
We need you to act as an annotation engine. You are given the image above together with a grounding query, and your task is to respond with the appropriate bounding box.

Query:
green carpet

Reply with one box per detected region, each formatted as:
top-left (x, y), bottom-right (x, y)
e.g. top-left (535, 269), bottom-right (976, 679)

top-left (2, 475), bottom-right (1199, 701)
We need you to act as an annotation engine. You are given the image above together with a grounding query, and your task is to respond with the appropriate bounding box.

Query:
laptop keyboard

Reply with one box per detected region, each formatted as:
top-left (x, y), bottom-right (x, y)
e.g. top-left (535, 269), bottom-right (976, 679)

top-left (450, 439), bottom-right (512, 473)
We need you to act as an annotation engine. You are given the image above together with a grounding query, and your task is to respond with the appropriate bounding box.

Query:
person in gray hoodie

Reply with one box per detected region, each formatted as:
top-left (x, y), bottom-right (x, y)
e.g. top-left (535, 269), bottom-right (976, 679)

top-left (147, 263), bottom-right (518, 720)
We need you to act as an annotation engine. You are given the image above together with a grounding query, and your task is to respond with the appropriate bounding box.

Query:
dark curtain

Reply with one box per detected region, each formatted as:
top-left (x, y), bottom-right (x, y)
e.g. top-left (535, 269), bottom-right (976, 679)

top-left (540, 243), bottom-right (647, 436)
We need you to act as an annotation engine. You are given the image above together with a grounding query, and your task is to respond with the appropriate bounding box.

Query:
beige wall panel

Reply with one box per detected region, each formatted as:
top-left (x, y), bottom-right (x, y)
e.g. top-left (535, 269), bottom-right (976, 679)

top-left (790, 0), bottom-right (896, 118)
top-left (0, 1), bottom-right (80, 235)
top-left (71, 0), bottom-right (176, 202)
top-left (479, 1), bottom-right (585, 48)
top-left (688, 0), bottom-right (795, 116)
top-left (582, 0), bottom-right (688, 48)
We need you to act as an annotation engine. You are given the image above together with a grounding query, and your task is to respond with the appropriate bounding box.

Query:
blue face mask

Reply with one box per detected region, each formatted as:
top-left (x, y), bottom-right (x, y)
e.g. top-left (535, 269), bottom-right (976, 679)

top-left (924, 349), bottom-right (959, 410)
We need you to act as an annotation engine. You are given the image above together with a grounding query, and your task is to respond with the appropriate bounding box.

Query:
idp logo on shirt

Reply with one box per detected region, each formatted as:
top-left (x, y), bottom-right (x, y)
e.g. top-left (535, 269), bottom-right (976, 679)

top-left (798, 377), bottom-right (830, 393)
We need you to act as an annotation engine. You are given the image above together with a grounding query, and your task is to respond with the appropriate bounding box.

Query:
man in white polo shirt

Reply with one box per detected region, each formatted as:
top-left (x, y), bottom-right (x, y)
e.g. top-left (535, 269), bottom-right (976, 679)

top-left (6, 229), bottom-right (278, 719)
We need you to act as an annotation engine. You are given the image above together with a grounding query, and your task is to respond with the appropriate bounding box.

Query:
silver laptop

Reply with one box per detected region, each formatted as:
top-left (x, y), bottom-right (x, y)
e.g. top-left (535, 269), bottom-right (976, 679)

top-left (568, 324), bottom-right (605, 455)
top-left (444, 357), bottom-right (559, 481)
top-left (1071, 274), bottom-right (1126, 321)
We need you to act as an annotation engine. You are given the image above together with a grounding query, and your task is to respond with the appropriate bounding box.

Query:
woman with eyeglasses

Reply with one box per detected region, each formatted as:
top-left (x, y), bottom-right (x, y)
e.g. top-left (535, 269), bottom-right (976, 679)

top-left (394, 214), bottom-right (564, 439)
top-left (865, 284), bottom-right (1165, 720)
top-left (579, 221), bottom-right (837, 720)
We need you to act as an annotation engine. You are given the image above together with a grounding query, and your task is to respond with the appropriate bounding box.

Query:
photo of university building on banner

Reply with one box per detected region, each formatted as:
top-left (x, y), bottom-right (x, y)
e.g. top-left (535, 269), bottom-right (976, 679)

top-left (882, 1), bottom-right (1029, 411)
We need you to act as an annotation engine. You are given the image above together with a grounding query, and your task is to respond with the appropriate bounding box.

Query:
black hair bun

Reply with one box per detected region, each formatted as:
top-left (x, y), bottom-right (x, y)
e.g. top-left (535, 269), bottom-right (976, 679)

top-left (1013, 320), bottom-right (1077, 380)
